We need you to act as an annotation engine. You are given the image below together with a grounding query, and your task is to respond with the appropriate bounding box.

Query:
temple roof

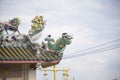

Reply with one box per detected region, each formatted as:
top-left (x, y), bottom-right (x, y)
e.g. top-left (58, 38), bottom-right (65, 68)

top-left (0, 46), bottom-right (61, 64)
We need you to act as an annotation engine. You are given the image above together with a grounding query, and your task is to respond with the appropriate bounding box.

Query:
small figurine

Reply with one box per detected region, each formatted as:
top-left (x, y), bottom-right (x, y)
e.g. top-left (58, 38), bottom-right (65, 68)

top-left (45, 35), bottom-right (55, 52)
top-left (29, 15), bottom-right (46, 35)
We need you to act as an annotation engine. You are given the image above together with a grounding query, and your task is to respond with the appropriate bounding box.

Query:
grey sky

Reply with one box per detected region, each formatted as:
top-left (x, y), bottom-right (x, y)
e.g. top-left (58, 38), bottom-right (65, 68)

top-left (0, 0), bottom-right (120, 80)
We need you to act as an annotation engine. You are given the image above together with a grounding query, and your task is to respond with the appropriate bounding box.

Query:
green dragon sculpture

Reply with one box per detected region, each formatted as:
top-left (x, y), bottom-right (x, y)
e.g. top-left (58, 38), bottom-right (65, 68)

top-left (44, 33), bottom-right (73, 54)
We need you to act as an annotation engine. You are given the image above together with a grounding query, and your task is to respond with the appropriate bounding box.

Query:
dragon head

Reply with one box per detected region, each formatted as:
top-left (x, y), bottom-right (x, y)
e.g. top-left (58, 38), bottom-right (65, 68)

top-left (10, 17), bottom-right (20, 26)
top-left (62, 33), bottom-right (73, 45)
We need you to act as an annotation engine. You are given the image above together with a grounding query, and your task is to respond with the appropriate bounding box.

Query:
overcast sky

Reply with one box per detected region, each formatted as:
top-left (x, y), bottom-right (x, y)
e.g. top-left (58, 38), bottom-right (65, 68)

top-left (0, 0), bottom-right (120, 80)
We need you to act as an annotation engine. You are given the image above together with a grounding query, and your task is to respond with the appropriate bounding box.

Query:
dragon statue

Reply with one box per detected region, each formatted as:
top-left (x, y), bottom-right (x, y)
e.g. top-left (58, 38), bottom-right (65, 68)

top-left (41, 33), bottom-right (73, 54)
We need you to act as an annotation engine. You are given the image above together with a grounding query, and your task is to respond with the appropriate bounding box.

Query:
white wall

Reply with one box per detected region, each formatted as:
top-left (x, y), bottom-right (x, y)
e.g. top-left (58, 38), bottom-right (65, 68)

top-left (28, 69), bottom-right (36, 80)
top-left (0, 64), bottom-right (37, 80)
